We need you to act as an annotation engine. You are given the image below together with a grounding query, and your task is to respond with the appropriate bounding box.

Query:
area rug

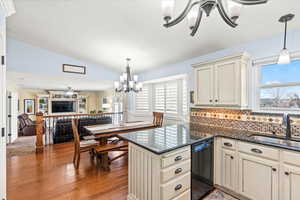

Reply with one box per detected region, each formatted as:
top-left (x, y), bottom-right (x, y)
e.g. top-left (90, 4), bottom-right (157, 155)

top-left (203, 189), bottom-right (239, 200)
top-left (6, 136), bottom-right (36, 157)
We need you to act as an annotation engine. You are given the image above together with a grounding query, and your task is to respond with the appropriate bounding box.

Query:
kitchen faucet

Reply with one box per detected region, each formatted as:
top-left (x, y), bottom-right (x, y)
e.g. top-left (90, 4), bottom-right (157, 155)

top-left (282, 113), bottom-right (291, 139)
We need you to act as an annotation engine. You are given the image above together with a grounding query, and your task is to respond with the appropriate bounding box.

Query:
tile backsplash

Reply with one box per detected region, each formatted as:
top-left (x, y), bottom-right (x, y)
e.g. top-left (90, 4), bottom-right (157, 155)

top-left (190, 108), bottom-right (300, 138)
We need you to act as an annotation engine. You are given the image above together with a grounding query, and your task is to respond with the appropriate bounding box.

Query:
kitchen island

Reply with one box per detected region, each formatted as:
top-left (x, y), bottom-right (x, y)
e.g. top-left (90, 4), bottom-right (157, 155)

top-left (119, 124), bottom-right (204, 200)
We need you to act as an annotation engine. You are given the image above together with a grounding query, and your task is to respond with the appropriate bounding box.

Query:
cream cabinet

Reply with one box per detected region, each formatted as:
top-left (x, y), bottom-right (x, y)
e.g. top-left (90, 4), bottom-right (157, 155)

top-left (238, 153), bottom-right (279, 200)
top-left (127, 143), bottom-right (191, 200)
top-left (221, 148), bottom-right (236, 192)
top-left (282, 165), bottom-right (300, 200)
top-left (193, 53), bottom-right (250, 108)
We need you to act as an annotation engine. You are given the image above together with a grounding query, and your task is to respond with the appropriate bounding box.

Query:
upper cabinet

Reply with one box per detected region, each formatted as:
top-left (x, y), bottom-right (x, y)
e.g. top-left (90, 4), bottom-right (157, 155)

top-left (193, 53), bottom-right (251, 109)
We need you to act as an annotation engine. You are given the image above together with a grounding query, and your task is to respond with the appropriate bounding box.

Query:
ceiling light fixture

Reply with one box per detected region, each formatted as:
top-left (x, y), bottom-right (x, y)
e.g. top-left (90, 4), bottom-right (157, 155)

top-left (114, 58), bottom-right (142, 93)
top-left (277, 13), bottom-right (295, 65)
top-left (161, 0), bottom-right (268, 36)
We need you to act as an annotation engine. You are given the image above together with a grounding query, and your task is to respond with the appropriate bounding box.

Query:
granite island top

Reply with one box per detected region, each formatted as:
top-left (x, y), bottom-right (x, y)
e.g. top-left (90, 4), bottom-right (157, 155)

top-left (119, 123), bottom-right (300, 155)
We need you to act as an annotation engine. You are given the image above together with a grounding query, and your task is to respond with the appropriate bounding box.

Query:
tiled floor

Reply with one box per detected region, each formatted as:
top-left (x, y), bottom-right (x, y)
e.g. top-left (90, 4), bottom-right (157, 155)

top-left (203, 189), bottom-right (239, 200)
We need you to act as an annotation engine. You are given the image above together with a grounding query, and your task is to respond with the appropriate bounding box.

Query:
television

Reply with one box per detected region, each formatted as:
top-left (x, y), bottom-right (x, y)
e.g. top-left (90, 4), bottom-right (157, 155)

top-left (52, 101), bottom-right (76, 113)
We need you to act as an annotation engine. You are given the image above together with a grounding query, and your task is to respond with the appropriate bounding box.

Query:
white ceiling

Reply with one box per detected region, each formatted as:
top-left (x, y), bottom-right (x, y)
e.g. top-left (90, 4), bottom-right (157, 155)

top-left (7, 71), bottom-right (113, 91)
top-left (7, 0), bottom-right (300, 73)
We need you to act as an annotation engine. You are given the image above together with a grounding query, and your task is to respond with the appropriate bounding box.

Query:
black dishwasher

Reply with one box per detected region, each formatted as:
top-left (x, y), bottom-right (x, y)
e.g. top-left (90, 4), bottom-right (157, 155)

top-left (191, 138), bottom-right (214, 200)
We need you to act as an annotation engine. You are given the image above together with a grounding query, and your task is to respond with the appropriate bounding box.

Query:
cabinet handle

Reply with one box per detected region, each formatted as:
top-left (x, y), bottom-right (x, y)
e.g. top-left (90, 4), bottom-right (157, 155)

top-left (174, 184), bottom-right (182, 191)
top-left (285, 172), bottom-right (290, 175)
top-left (174, 156), bottom-right (182, 162)
top-left (272, 168), bottom-right (277, 172)
top-left (251, 148), bottom-right (262, 154)
top-left (224, 142), bottom-right (232, 147)
top-left (175, 168), bottom-right (183, 174)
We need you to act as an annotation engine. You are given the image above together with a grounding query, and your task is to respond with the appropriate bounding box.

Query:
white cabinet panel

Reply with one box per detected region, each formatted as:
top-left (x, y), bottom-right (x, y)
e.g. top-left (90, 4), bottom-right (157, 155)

top-left (238, 153), bottom-right (279, 200)
top-left (282, 165), bottom-right (300, 200)
top-left (214, 60), bottom-right (239, 106)
top-left (195, 66), bottom-right (214, 105)
top-left (221, 149), bottom-right (236, 191)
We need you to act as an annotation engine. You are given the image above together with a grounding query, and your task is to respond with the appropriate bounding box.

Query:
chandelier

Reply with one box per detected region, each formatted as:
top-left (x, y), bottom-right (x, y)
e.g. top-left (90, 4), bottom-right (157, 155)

top-left (114, 58), bottom-right (142, 93)
top-left (161, 0), bottom-right (268, 36)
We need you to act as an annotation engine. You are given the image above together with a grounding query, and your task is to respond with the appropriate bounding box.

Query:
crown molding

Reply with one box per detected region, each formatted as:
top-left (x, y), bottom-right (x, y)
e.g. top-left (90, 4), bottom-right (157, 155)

top-left (0, 0), bottom-right (15, 17)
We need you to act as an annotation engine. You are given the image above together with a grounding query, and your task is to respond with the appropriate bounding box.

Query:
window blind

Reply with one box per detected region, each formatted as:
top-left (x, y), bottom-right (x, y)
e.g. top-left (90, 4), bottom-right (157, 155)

top-left (166, 81), bottom-right (178, 114)
top-left (154, 83), bottom-right (165, 112)
top-left (135, 85), bottom-right (149, 112)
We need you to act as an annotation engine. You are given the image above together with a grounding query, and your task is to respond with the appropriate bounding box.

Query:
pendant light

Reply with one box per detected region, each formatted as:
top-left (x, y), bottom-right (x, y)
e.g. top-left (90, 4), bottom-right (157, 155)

top-left (277, 14), bottom-right (295, 65)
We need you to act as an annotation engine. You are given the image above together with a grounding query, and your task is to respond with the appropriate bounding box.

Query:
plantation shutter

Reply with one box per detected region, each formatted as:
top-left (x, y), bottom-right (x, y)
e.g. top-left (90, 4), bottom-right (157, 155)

top-left (154, 83), bottom-right (165, 112)
top-left (166, 81), bottom-right (178, 114)
top-left (182, 79), bottom-right (188, 116)
top-left (135, 85), bottom-right (149, 112)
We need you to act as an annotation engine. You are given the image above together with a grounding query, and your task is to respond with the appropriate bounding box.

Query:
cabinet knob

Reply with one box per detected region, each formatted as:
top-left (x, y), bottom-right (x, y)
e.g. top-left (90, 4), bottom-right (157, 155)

top-left (230, 156), bottom-right (234, 159)
top-left (224, 142), bottom-right (232, 147)
top-left (285, 172), bottom-right (290, 175)
top-left (175, 168), bottom-right (183, 174)
top-left (215, 99), bottom-right (218, 102)
top-left (272, 168), bottom-right (277, 172)
top-left (251, 148), bottom-right (263, 154)
top-left (174, 156), bottom-right (182, 162)
top-left (174, 184), bottom-right (182, 191)
top-left (209, 100), bottom-right (212, 102)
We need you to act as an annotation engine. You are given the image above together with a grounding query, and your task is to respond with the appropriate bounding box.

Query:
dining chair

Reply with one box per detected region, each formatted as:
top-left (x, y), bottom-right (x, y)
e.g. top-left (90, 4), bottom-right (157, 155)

top-left (71, 119), bottom-right (99, 169)
top-left (153, 112), bottom-right (164, 126)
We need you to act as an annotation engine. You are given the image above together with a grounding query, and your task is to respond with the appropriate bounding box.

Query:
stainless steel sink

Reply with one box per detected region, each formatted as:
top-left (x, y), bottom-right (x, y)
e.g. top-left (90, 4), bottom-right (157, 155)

top-left (250, 135), bottom-right (300, 148)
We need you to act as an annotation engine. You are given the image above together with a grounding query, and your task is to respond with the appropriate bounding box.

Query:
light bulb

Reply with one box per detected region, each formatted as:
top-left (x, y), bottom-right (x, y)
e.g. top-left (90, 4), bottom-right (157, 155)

top-left (123, 73), bottom-right (127, 81)
top-left (278, 49), bottom-right (291, 64)
top-left (120, 75), bottom-right (124, 83)
top-left (129, 81), bottom-right (134, 89)
top-left (133, 75), bottom-right (138, 82)
top-left (227, 0), bottom-right (242, 21)
top-left (187, 7), bottom-right (198, 29)
top-left (114, 81), bottom-right (120, 89)
top-left (162, 0), bottom-right (175, 23)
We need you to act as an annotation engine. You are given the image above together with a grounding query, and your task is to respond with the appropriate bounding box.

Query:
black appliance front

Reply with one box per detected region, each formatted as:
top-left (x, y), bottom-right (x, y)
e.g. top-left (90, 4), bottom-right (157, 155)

top-left (191, 138), bottom-right (214, 200)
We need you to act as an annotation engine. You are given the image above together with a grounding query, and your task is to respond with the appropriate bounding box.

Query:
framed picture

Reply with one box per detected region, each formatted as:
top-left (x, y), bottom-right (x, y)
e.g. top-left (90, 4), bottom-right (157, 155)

top-left (62, 64), bottom-right (86, 74)
top-left (24, 99), bottom-right (35, 115)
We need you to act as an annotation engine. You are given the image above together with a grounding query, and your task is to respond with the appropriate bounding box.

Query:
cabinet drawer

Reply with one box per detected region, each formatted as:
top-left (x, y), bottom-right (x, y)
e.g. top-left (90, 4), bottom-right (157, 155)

top-left (283, 150), bottom-right (300, 167)
top-left (162, 147), bottom-right (191, 168)
top-left (221, 138), bottom-right (236, 150)
top-left (161, 160), bottom-right (191, 183)
top-left (238, 141), bottom-right (279, 161)
top-left (171, 189), bottom-right (190, 200)
top-left (161, 172), bottom-right (191, 200)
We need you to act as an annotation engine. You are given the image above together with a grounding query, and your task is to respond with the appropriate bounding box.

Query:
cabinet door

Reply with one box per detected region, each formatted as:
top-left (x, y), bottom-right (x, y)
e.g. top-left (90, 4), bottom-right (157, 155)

top-left (221, 149), bottom-right (236, 191)
top-left (214, 60), bottom-right (239, 106)
top-left (195, 66), bottom-right (214, 105)
top-left (238, 153), bottom-right (279, 200)
top-left (282, 165), bottom-right (300, 200)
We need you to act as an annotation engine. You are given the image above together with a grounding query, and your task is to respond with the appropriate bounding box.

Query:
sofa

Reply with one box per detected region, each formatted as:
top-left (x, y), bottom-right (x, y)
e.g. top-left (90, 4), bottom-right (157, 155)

top-left (18, 114), bottom-right (37, 136)
top-left (53, 116), bottom-right (112, 144)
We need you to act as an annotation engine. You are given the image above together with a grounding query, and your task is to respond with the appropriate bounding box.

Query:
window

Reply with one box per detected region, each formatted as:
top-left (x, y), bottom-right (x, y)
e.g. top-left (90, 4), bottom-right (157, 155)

top-left (135, 85), bottom-right (150, 112)
top-left (259, 59), bottom-right (300, 111)
top-left (134, 77), bottom-right (188, 119)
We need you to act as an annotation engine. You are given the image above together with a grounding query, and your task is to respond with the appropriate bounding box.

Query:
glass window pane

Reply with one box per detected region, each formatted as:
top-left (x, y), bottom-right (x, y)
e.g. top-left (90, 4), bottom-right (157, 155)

top-left (260, 86), bottom-right (300, 109)
top-left (261, 60), bottom-right (300, 85)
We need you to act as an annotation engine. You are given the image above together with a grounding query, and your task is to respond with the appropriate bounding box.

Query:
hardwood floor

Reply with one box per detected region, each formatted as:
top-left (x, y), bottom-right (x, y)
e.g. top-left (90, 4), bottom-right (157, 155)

top-left (7, 142), bottom-right (128, 200)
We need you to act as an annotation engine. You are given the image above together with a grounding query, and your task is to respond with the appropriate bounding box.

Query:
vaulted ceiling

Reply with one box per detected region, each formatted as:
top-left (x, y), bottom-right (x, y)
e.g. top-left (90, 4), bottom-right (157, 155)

top-left (7, 0), bottom-right (300, 73)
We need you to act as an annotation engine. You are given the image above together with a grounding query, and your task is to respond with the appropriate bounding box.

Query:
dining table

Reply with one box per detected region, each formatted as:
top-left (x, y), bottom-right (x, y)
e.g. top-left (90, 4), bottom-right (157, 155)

top-left (84, 121), bottom-right (157, 170)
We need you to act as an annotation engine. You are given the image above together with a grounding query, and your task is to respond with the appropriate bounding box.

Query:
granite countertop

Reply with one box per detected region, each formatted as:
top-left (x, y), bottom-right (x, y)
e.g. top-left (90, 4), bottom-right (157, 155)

top-left (191, 124), bottom-right (300, 152)
top-left (119, 124), bottom-right (300, 155)
top-left (118, 124), bottom-right (206, 154)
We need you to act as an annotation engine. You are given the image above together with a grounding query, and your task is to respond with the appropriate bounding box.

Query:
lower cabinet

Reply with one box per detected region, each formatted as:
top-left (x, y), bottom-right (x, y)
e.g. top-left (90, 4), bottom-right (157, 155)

top-left (221, 149), bottom-right (236, 192)
top-left (238, 153), bottom-right (279, 200)
top-left (282, 164), bottom-right (300, 200)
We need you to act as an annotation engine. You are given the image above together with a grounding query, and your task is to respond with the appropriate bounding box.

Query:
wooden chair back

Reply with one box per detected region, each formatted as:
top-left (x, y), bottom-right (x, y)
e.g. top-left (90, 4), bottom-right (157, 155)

top-left (153, 112), bottom-right (164, 127)
top-left (71, 119), bottom-right (80, 149)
